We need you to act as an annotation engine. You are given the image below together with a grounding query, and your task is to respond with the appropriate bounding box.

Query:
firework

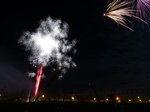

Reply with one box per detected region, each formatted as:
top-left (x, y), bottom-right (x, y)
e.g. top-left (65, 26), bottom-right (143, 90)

top-left (104, 0), bottom-right (147, 31)
top-left (124, 0), bottom-right (150, 24)
top-left (133, 0), bottom-right (150, 24)
top-left (19, 17), bottom-right (76, 96)
top-left (34, 65), bottom-right (43, 96)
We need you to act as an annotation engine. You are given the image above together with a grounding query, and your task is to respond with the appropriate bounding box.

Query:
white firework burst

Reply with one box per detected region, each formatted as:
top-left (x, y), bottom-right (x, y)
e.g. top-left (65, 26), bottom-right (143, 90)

top-left (19, 17), bottom-right (77, 77)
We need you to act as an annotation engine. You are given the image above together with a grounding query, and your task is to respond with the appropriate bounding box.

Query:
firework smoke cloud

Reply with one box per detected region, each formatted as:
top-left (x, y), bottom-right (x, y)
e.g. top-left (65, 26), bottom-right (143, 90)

top-left (19, 17), bottom-right (77, 78)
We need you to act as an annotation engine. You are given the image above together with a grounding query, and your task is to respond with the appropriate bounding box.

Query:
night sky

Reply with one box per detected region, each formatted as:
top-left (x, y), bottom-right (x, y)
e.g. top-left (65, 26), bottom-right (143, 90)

top-left (1, 0), bottom-right (150, 99)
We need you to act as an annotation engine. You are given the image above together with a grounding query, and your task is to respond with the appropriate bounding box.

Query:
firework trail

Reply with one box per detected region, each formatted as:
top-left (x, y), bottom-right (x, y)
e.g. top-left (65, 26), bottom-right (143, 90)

top-left (34, 65), bottom-right (43, 96)
top-left (124, 0), bottom-right (150, 24)
top-left (133, 0), bottom-right (150, 24)
top-left (19, 17), bottom-right (76, 96)
top-left (26, 85), bottom-right (32, 102)
top-left (104, 0), bottom-right (147, 31)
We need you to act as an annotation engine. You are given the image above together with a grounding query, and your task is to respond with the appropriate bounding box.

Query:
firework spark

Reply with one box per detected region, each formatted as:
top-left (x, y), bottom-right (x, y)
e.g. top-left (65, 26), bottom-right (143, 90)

top-left (124, 0), bottom-right (150, 24)
top-left (104, 0), bottom-right (147, 31)
top-left (133, 0), bottom-right (150, 24)
top-left (19, 17), bottom-right (76, 96)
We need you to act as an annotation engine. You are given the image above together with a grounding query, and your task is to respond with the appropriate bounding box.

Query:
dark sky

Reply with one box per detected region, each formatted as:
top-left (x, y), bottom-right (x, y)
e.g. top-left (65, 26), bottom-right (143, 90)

top-left (1, 0), bottom-right (150, 99)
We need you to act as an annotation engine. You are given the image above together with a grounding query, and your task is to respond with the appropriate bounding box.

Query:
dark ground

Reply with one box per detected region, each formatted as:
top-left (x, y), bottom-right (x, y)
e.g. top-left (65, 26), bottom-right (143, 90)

top-left (0, 101), bottom-right (150, 112)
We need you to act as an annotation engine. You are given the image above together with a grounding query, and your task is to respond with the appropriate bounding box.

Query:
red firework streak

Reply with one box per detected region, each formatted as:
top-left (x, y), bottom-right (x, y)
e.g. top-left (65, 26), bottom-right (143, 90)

top-left (34, 65), bottom-right (43, 96)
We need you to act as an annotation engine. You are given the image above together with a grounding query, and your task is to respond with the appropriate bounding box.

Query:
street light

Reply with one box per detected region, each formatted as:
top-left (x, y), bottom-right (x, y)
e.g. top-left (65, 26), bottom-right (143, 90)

top-left (106, 98), bottom-right (109, 101)
top-left (116, 97), bottom-right (119, 100)
top-left (88, 83), bottom-right (100, 103)
top-left (128, 99), bottom-right (131, 102)
top-left (139, 99), bottom-right (142, 102)
top-left (71, 97), bottom-right (74, 100)
top-left (116, 97), bottom-right (120, 103)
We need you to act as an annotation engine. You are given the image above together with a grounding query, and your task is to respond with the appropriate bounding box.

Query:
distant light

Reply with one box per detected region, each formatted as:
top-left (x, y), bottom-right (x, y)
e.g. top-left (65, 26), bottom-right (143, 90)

top-left (139, 99), bottom-right (142, 102)
top-left (118, 100), bottom-right (121, 103)
top-left (71, 97), bottom-right (74, 100)
top-left (42, 95), bottom-right (45, 98)
top-left (0, 94), bottom-right (1, 96)
top-left (149, 100), bottom-right (150, 102)
top-left (137, 96), bottom-right (140, 99)
top-left (116, 97), bottom-right (119, 100)
top-left (106, 98), bottom-right (109, 101)
top-left (94, 98), bottom-right (96, 101)
top-left (128, 99), bottom-right (131, 102)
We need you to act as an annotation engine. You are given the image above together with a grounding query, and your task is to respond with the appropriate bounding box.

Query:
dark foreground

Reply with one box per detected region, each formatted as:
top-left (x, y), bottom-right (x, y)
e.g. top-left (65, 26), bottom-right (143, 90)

top-left (0, 101), bottom-right (150, 112)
